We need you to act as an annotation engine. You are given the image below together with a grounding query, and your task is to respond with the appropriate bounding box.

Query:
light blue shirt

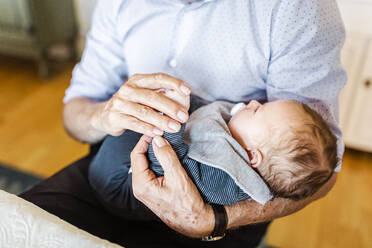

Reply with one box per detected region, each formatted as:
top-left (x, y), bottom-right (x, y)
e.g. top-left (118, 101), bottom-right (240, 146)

top-left (64, 0), bottom-right (347, 170)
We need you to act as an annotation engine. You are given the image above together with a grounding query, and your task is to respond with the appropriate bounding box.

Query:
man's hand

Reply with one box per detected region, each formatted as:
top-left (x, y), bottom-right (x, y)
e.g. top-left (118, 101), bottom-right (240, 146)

top-left (131, 135), bottom-right (214, 238)
top-left (63, 73), bottom-right (191, 143)
top-left (92, 73), bottom-right (190, 137)
top-left (130, 134), bottom-right (338, 237)
top-left (224, 172), bottom-right (338, 229)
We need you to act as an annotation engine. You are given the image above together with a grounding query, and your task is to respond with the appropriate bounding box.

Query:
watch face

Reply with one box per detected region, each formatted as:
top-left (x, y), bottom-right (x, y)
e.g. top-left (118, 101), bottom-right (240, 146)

top-left (201, 233), bottom-right (226, 242)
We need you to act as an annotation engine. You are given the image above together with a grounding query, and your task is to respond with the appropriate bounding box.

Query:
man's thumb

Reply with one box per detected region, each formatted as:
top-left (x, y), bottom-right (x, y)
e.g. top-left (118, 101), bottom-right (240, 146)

top-left (152, 136), bottom-right (183, 176)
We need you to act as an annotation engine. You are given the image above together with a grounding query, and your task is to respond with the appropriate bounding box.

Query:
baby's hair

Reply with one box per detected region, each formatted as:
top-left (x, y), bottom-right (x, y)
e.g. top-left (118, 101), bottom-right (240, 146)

top-left (260, 102), bottom-right (338, 201)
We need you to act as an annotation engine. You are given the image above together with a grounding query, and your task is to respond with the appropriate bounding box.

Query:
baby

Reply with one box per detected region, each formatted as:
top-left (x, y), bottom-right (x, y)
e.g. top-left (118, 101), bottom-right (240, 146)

top-left (88, 96), bottom-right (338, 220)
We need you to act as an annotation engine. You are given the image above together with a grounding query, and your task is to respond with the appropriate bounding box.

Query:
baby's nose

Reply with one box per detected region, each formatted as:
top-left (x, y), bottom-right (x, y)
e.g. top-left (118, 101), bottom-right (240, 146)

top-left (247, 100), bottom-right (262, 108)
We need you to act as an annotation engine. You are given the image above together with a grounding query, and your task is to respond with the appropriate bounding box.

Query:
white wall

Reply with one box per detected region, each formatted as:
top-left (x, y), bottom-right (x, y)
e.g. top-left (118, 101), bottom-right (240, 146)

top-left (338, 0), bottom-right (372, 36)
top-left (73, 0), bottom-right (97, 54)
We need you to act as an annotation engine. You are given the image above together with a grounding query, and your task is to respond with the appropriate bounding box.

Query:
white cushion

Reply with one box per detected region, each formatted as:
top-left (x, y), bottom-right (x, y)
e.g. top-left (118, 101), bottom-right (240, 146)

top-left (0, 190), bottom-right (123, 248)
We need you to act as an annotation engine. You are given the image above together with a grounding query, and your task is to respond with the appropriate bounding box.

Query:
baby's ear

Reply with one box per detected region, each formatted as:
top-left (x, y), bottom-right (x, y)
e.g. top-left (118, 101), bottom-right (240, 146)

top-left (248, 149), bottom-right (263, 168)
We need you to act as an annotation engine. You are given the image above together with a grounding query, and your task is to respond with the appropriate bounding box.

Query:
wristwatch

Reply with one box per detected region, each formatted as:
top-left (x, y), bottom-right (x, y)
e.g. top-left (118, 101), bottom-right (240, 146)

top-left (201, 203), bottom-right (228, 241)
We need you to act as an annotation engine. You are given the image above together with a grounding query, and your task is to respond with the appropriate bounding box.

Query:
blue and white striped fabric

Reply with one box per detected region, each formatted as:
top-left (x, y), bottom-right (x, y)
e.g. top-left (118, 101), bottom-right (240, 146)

top-left (148, 125), bottom-right (250, 205)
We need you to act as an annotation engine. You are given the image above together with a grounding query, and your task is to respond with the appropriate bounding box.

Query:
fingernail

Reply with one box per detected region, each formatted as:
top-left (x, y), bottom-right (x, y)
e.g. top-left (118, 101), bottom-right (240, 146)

top-left (153, 128), bottom-right (163, 136)
top-left (154, 136), bottom-right (166, 147)
top-left (177, 111), bottom-right (188, 122)
top-left (168, 121), bottom-right (180, 131)
top-left (180, 85), bottom-right (191, 95)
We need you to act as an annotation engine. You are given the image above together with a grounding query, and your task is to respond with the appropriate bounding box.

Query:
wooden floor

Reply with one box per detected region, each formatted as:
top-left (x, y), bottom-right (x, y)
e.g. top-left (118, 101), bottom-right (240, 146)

top-left (0, 56), bottom-right (371, 248)
top-left (0, 56), bottom-right (88, 177)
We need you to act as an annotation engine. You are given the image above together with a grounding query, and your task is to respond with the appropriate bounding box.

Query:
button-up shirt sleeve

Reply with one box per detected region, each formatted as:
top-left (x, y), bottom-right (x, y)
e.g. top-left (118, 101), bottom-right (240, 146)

top-left (266, 0), bottom-right (347, 171)
top-left (63, 0), bottom-right (127, 103)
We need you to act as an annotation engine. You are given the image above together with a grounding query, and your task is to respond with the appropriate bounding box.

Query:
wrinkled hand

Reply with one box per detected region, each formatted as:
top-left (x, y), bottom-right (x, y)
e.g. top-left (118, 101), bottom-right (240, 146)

top-left (91, 73), bottom-right (191, 137)
top-left (131, 135), bottom-right (214, 238)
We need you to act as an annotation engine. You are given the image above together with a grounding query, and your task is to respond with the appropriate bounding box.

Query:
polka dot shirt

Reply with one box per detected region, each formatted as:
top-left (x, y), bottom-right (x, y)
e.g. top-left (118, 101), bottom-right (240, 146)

top-left (65, 0), bottom-right (347, 170)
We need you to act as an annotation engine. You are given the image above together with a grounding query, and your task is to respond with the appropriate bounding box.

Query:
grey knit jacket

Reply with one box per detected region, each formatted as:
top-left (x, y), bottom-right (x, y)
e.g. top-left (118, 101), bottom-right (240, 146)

top-left (147, 101), bottom-right (272, 205)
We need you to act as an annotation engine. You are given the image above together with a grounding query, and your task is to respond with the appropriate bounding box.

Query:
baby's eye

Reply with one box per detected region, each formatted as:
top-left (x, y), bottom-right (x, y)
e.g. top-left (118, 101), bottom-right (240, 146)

top-left (255, 104), bottom-right (264, 114)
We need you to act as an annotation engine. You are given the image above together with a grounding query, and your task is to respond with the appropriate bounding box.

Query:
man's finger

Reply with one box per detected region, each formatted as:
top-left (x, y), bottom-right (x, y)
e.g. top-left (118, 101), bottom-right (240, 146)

top-left (163, 89), bottom-right (190, 110)
top-left (115, 100), bottom-right (179, 134)
top-left (131, 135), bottom-right (152, 175)
top-left (106, 112), bottom-right (158, 137)
top-left (131, 135), bottom-right (161, 200)
top-left (128, 73), bottom-right (191, 96)
top-left (152, 136), bottom-right (187, 178)
top-left (119, 86), bottom-right (189, 123)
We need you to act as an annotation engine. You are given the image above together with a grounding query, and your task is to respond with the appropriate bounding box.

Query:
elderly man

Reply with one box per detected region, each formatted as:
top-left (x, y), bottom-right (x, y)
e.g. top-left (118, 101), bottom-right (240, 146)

top-left (21, 0), bottom-right (346, 247)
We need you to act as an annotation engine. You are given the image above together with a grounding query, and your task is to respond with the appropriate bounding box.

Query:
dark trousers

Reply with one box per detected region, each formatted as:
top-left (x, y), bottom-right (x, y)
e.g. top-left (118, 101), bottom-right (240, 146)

top-left (20, 142), bottom-right (270, 248)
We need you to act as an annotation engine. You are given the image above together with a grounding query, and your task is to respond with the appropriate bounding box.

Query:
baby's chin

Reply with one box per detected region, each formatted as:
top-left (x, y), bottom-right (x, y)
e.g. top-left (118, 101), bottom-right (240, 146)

top-left (227, 120), bottom-right (248, 149)
top-left (227, 110), bottom-right (241, 130)
top-left (227, 118), bottom-right (237, 137)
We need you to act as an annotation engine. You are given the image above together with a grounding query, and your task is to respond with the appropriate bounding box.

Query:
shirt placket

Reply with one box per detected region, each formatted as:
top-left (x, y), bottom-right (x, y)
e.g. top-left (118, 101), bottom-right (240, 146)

top-left (167, 1), bottom-right (211, 69)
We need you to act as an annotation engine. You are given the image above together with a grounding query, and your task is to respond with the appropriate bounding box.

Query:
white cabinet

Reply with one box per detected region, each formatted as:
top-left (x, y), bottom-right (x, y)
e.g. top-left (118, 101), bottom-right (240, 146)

top-left (338, 0), bottom-right (372, 152)
top-left (339, 33), bottom-right (369, 131)
top-left (341, 41), bottom-right (372, 152)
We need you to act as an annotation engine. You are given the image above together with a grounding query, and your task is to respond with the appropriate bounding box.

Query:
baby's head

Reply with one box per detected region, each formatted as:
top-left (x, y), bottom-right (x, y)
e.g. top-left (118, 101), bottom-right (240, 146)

top-left (228, 100), bottom-right (338, 200)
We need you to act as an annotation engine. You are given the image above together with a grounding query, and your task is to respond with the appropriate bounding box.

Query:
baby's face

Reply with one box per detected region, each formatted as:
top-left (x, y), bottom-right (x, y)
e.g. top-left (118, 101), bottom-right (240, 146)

top-left (228, 100), bottom-right (307, 150)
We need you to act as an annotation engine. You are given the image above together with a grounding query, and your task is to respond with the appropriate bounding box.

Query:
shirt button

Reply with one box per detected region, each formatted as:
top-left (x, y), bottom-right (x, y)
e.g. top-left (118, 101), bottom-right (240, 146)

top-left (169, 58), bottom-right (177, 68)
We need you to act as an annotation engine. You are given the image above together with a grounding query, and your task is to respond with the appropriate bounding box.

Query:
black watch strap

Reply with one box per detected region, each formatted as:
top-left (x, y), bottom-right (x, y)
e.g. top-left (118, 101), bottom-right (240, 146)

top-left (202, 203), bottom-right (228, 241)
